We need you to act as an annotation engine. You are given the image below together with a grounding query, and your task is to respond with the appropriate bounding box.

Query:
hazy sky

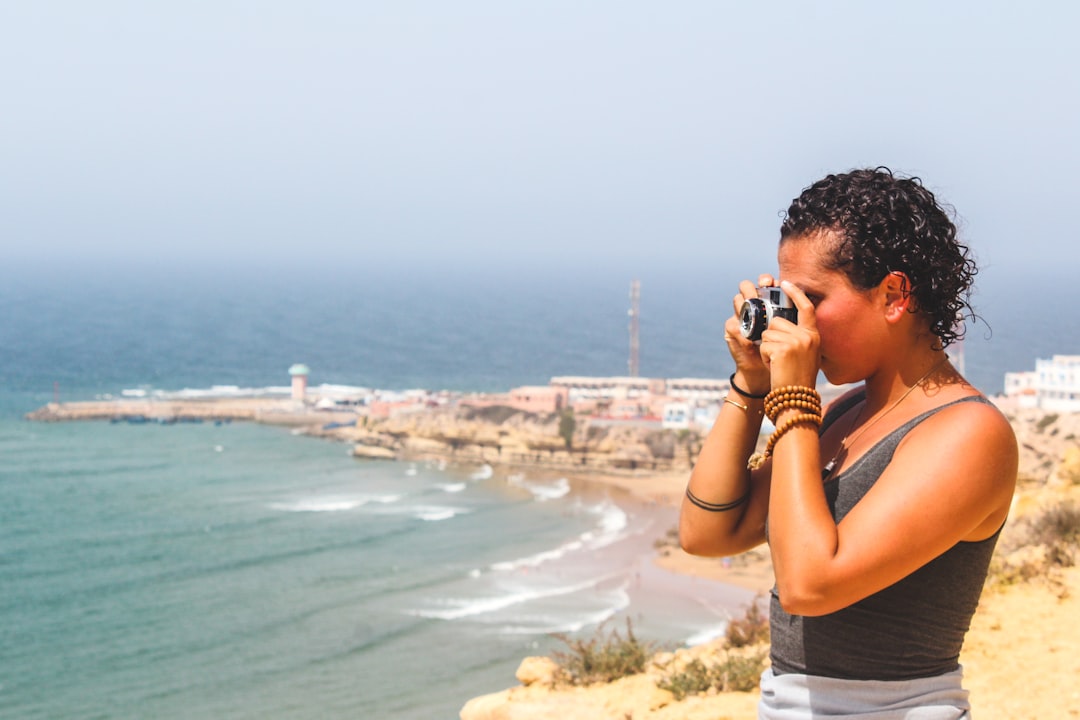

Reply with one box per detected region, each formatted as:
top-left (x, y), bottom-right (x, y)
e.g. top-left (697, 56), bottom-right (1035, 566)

top-left (2, 1), bottom-right (1076, 280)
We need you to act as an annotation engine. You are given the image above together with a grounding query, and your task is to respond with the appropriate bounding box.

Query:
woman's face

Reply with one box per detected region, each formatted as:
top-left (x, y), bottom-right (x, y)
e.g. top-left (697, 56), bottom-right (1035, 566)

top-left (777, 233), bottom-right (885, 384)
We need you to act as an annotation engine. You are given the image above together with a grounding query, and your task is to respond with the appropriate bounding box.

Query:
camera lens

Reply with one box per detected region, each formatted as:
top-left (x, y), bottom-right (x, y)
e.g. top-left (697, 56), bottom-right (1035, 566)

top-left (739, 298), bottom-right (767, 341)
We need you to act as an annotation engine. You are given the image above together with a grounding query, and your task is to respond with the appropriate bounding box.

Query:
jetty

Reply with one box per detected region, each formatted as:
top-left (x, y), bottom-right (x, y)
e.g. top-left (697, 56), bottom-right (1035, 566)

top-left (25, 398), bottom-right (359, 428)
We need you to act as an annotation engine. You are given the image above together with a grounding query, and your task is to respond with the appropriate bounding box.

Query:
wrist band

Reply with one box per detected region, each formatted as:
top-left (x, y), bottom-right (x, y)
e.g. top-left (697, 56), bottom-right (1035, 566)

top-left (764, 385), bottom-right (822, 422)
top-left (723, 397), bottom-right (748, 411)
top-left (747, 412), bottom-right (823, 470)
top-left (686, 485), bottom-right (751, 513)
top-left (729, 373), bottom-right (768, 400)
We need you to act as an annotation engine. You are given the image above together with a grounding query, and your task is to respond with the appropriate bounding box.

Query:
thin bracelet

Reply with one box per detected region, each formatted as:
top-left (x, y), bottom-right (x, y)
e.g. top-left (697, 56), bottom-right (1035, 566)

top-left (686, 485), bottom-right (751, 513)
top-left (729, 373), bottom-right (768, 400)
top-left (723, 397), bottom-right (748, 411)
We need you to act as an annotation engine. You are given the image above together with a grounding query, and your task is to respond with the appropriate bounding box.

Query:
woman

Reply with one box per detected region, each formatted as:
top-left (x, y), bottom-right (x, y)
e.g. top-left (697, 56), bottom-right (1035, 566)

top-left (680, 168), bottom-right (1017, 718)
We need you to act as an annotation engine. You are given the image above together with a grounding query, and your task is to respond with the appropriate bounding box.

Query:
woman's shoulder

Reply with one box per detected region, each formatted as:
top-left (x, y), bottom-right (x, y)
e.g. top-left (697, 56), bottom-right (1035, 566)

top-left (904, 387), bottom-right (1018, 464)
top-left (923, 386), bottom-right (1012, 429)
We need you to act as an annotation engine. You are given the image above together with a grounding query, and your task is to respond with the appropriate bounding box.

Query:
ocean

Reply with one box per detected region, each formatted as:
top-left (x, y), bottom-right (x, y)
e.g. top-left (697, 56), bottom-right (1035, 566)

top-left (0, 261), bottom-right (1070, 719)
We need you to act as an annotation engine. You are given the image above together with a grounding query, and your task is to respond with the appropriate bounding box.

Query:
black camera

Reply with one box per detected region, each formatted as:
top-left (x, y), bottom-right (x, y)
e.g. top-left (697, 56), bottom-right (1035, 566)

top-left (739, 286), bottom-right (797, 341)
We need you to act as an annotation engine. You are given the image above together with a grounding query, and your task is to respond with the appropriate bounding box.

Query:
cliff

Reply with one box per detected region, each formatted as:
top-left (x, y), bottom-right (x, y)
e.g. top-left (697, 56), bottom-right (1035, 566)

top-left (334, 404), bottom-right (705, 475)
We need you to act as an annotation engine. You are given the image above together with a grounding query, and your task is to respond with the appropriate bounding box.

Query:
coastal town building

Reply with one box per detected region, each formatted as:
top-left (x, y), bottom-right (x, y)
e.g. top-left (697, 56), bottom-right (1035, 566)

top-left (1004, 355), bottom-right (1080, 412)
top-left (459, 386), bottom-right (567, 415)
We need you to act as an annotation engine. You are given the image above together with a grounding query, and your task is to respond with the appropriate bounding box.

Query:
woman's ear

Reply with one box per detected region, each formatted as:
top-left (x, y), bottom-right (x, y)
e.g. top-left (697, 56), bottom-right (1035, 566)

top-left (881, 271), bottom-right (914, 321)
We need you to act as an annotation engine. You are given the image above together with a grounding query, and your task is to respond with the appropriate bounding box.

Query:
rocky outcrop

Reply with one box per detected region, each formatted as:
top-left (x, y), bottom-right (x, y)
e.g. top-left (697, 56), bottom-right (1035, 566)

top-left (338, 405), bottom-right (705, 475)
top-left (1002, 407), bottom-right (1080, 486)
top-left (460, 640), bottom-right (761, 720)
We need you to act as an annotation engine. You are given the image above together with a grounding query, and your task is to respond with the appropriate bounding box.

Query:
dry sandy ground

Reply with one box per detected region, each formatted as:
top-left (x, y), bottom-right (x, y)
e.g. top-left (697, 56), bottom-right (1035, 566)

top-left (574, 470), bottom-right (1080, 719)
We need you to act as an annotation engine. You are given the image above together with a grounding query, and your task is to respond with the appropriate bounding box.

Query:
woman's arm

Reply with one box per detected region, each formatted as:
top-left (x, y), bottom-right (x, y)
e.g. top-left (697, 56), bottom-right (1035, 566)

top-left (678, 370), bottom-right (772, 557)
top-left (767, 400), bottom-right (1016, 616)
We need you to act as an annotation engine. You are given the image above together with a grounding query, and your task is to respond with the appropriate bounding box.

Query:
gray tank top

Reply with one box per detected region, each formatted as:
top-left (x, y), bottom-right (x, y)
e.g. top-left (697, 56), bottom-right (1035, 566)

top-left (768, 393), bottom-right (1002, 680)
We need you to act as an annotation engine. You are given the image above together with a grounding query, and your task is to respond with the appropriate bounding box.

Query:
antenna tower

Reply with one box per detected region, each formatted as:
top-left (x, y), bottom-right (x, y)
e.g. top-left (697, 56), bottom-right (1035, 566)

top-left (628, 280), bottom-right (640, 377)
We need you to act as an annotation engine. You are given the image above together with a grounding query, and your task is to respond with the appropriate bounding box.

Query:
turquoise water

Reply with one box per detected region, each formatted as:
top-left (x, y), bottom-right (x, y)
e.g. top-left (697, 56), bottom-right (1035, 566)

top-left (0, 411), bottom-right (751, 719)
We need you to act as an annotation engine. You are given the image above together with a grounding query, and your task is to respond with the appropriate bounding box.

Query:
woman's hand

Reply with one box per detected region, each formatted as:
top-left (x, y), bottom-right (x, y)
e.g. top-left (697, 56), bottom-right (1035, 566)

top-left (757, 280), bottom-right (821, 388)
top-left (723, 275), bottom-right (776, 389)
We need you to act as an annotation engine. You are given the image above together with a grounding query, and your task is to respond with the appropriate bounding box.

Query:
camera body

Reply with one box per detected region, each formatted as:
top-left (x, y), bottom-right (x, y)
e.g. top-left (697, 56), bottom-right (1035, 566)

top-left (739, 286), bottom-right (797, 341)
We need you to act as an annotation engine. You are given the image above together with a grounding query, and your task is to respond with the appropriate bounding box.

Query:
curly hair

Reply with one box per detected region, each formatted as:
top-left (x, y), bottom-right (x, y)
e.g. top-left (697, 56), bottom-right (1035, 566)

top-left (779, 167), bottom-right (977, 347)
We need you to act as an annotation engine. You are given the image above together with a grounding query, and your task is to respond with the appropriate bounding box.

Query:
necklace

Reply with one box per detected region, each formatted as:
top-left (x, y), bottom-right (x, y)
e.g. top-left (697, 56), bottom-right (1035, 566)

top-left (821, 354), bottom-right (950, 480)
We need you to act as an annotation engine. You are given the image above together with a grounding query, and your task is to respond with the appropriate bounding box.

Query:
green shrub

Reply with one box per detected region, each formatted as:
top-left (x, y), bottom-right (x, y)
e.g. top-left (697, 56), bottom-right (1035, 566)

top-left (724, 597), bottom-right (769, 648)
top-left (658, 658), bottom-right (714, 699)
top-left (656, 600), bottom-right (770, 700)
top-left (1026, 499), bottom-right (1080, 567)
top-left (1035, 413), bottom-right (1059, 433)
top-left (657, 650), bottom-right (768, 699)
top-left (550, 619), bottom-right (655, 686)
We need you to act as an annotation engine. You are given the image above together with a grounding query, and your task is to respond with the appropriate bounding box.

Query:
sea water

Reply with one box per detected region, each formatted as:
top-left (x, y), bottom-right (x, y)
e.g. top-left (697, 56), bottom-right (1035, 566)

top-left (0, 262), bottom-right (1069, 719)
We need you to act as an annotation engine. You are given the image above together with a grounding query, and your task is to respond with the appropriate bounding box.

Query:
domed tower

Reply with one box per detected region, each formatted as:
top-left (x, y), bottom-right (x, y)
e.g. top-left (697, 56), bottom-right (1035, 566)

top-left (288, 364), bottom-right (310, 401)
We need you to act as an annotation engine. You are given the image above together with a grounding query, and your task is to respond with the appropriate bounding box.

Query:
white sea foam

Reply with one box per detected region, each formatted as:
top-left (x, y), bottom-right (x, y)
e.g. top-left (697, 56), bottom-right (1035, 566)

top-left (409, 576), bottom-right (617, 621)
top-left (496, 604), bottom-right (628, 636)
top-left (507, 475), bottom-right (570, 501)
top-left (684, 623), bottom-right (728, 647)
top-left (491, 499), bottom-right (629, 572)
top-left (120, 384), bottom-right (295, 400)
top-left (577, 501), bottom-right (629, 548)
top-left (269, 494), bottom-right (401, 513)
top-left (469, 464), bottom-right (494, 481)
top-left (490, 538), bottom-right (584, 572)
top-left (414, 506), bottom-right (465, 522)
top-left (435, 482), bottom-right (467, 493)
top-left (367, 503), bottom-right (470, 521)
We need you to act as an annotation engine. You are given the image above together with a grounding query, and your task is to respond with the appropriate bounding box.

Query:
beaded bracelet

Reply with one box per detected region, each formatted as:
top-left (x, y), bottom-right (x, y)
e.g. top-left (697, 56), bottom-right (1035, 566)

top-left (763, 385), bottom-right (822, 422)
top-left (747, 411), bottom-right (823, 470)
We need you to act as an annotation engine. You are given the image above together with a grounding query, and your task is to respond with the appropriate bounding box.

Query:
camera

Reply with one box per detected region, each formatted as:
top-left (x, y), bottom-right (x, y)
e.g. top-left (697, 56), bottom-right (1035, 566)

top-left (739, 286), bottom-right (797, 341)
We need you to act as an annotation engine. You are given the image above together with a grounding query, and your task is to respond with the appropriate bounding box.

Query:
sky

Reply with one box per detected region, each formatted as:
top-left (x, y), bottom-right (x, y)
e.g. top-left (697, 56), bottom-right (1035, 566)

top-left (1, 1), bottom-right (1077, 283)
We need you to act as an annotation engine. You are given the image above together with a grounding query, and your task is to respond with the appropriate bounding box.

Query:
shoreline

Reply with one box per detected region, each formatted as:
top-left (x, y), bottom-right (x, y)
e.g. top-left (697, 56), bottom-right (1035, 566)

top-left (20, 397), bottom-right (784, 596)
top-left (564, 467), bottom-right (775, 595)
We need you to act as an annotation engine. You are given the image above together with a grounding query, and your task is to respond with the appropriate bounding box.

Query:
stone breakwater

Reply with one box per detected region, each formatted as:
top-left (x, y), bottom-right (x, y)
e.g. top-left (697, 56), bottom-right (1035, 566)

top-left (25, 398), bottom-right (361, 428)
top-left (27, 398), bottom-right (709, 476)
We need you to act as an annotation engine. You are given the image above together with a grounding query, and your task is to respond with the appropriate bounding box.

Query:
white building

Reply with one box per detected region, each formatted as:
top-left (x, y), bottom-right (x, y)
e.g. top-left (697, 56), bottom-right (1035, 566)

top-left (550, 376), bottom-right (654, 403)
top-left (1004, 355), bottom-right (1080, 412)
top-left (665, 378), bottom-right (732, 404)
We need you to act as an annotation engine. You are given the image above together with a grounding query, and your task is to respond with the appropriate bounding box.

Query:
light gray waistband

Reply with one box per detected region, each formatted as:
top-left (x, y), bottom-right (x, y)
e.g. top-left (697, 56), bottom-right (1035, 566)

top-left (758, 666), bottom-right (970, 719)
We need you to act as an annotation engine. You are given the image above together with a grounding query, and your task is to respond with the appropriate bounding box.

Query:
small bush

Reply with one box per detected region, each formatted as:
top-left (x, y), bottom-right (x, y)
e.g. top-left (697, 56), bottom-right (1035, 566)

top-left (656, 601), bottom-right (770, 700)
top-left (725, 597), bottom-right (769, 648)
top-left (987, 553), bottom-right (1045, 587)
top-left (658, 650), bottom-right (768, 699)
top-left (1026, 500), bottom-right (1080, 567)
top-left (1035, 413), bottom-right (1059, 433)
top-left (550, 619), bottom-right (655, 686)
top-left (990, 499), bottom-right (1080, 588)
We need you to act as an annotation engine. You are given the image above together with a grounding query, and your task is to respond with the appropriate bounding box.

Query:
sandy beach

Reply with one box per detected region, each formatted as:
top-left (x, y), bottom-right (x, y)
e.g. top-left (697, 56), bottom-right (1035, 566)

top-left (558, 468), bottom-right (1080, 720)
